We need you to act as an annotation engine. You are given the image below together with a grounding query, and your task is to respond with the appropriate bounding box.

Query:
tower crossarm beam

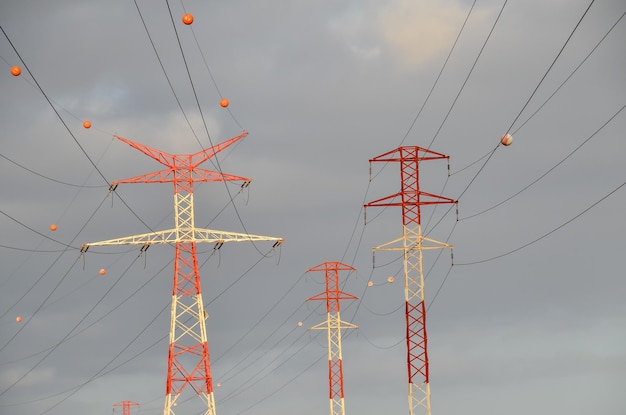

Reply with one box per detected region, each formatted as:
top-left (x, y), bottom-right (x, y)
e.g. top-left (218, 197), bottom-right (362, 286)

top-left (112, 168), bottom-right (251, 186)
top-left (309, 319), bottom-right (358, 331)
top-left (82, 228), bottom-right (284, 248)
top-left (372, 235), bottom-right (452, 252)
top-left (114, 131), bottom-right (248, 169)
top-left (368, 146), bottom-right (450, 163)
top-left (365, 191), bottom-right (457, 209)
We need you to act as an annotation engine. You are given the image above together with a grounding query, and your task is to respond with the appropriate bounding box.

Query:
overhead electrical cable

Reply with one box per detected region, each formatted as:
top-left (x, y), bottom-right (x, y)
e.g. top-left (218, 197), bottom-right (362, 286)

top-left (0, 194), bottom-right (109, 324)
top-left (0, 254), bottom-right (141, 398)
top-left (510, 9), bottom-right (625, 136)
top-left (0, 153), bottom-right (105, 188)
top-left (414, 0), bottom-right (604, 315)
top-left (0, 251), bottom-right (170, 367)
top-left (399, 0), bottom-right (477, 147)
top-left (426, 0), bottom-right (509, 150)
top-left (1, 24), bottom-right (155, 234)
top-left (502, 0), bottom-right (597, 136)
top-left (181, 2), bottom-right (245, 131)
top-left (455, 181), bottom-right (625, 266)
top-left (211, 271), bottom-right (308, 365)
top-left (131, 0), bottom-right (205, 148)
top-left (461, 103), bottom-right (625, 220)
top-left (163, 0), bottom-right (274, 259)
top-left (455, 0), bottom-right (597, 203)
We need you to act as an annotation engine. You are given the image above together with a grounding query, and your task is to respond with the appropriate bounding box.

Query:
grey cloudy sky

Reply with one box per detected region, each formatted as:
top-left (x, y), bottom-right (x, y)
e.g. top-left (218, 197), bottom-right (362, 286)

top-left (1, 1), bottom-right (625, 415)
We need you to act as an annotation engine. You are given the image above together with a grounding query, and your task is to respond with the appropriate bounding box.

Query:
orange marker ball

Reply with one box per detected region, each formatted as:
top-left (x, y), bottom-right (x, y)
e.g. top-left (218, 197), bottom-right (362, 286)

top-left (182, 13), bottom-right (194, 25)
top-left (220, 98), bottom-right (229, 108)
top-left (99, 268), bottom-right (106, 275)
top-left (50, 224), bottom-right (57, 231)
top-left (16, 316), bottom-right (23, 323)
top-left (501, 133), bottom-right (513, 146)
top-left (83, 120), bottom-right (92, 129)
top-left (387, 276), bottom-right (395, 283)
top-left (367, 281), bottom-right (373, 287)
top-left (11, 66), bottom-right (21, 76)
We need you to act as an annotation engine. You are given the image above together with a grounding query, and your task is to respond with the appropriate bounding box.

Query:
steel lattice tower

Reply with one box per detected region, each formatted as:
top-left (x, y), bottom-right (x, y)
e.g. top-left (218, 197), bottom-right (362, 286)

top-left (364, 147), bottom-right (456, 415)
top-left (307, 262), bottom-right (358, 415)
top-left (113, 400), bottom-right (139, 415)
top-left (82, 132), bottom-right (283, 415)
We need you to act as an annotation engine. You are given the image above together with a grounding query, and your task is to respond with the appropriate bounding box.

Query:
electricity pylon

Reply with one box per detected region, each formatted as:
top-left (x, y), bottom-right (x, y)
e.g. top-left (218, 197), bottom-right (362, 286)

top-left (82, 132), bottom-right (283, 415)
top-left (307, 261), bottom-right (358, 415)
top-left (364, 147), bottom-right (456, 415)
top-left (113, 400), bottom-right (139, 415)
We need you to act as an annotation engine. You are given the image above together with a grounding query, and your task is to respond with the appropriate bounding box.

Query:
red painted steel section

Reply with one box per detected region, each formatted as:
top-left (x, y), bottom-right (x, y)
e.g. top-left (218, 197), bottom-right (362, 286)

top-left (308, 262), bottom-right (357, 405)
top-left (110, 133), bottom-right (250, 404)
top-left (166, 242), bottom-right (214, 396)
top-left (365, 146), bottom-right (456, 390)
top-left (113, 400), bottom-right (139, 415)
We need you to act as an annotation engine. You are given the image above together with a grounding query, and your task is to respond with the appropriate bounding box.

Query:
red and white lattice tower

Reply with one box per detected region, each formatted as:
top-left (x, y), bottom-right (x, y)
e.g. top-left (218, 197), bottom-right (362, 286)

top-left (306, 261), bottom-right (358, 415)
top-left (82, 132), bottom-right (283, 415)
top-left (364, 147), bottom-right (456, 415)
top-left (113, 400), bottom-right (139, 415)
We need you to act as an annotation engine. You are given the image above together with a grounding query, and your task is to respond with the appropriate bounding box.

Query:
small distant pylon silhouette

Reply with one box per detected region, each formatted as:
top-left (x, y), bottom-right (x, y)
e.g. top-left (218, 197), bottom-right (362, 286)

top-left (113, 400), bottom-right (139, 415)
top-left (306, 261), bottom-right (358, 415)
top-left (82, 132), bottom-right (283, 415)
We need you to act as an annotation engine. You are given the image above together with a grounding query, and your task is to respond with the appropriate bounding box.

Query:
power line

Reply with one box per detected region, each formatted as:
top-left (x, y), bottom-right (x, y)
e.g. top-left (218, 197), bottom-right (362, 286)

top-left (455, 181), bottom-right (625, 266)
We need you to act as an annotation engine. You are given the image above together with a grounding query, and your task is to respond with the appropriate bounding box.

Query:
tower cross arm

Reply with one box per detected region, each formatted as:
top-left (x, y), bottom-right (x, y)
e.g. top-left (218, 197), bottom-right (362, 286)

top-left (309, 320), bottom-right (358, 330)
top-left (114, 135), bottom-right (175, 166)
top-left (112, 168), bottom-right (251, 185)
top-left (372, 235), bottom-right (453, 251)
top-left (81, 228), bottom-right (283, 249)
top-left (369, 146), bottom-right (449, 163)
top-left (113, 130), bottom-right (249, 169)
top-left (189, 131), bottom-right (248, 167)
top-left (365, 191), bottom-right (457, 208)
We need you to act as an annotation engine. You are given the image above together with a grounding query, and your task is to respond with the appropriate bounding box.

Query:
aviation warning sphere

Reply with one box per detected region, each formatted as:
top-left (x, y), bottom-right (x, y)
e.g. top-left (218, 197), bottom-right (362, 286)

top-left (16, 316), bottom-right (22, 323)
top-left (501, 133), bottom-right (513, 146)
top-left (387, 276), bottom-right (395, 283)
top-left (99, 268), bottom-right (106, 275)
top-left (11, 66), bottom-right (21, 76)
top-left (50, 224), bottom-right (57, 231)
top-left (220, 98), bottom-right (229, 108)
top-left (182, 13), bottom-right (194, 25)
top-left (83, 120), bottom-right (92, 129)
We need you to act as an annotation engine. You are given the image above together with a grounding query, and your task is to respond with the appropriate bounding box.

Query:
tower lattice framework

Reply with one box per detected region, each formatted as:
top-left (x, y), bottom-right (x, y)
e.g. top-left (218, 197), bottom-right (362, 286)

top-left (307, 262), bottom-right (358, 415)
top-left (113, 400), bottom-right (139, 415)
top-left (365, 146), bottom-right (456, 415)
top-left (82, 132), bottom-right (283, 415)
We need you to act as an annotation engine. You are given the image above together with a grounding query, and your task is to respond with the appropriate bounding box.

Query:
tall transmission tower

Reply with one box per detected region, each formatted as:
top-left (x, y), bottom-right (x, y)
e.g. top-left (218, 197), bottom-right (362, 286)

top-left (82, 132), bottom-right (283, 415)
top-left (306, 261), bottom-right (358, 415)
top-left (113, 400), bottom-right (139, 415)
top-left (364, 146), bottom-right (457, 415)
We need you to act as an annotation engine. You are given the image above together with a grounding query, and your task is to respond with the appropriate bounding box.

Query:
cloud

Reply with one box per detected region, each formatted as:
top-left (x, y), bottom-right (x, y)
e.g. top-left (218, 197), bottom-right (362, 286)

top-left (375, 0), bottom-right (475, 70)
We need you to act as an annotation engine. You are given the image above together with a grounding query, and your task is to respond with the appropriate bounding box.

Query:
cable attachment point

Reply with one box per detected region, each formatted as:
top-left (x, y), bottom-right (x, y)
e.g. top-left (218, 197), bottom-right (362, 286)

top-left (272, 239), bottom-right (284, 248)
top-left (108, 183), bottom-right (118, 192)
top-left (140, 243), bottom-right (150, 253)
top-left (80, 244), bottom-right (89, 253)
top-left (241, 180), bottom-right (251, 189)
top-left (213, 241), bottom-right (224, 250)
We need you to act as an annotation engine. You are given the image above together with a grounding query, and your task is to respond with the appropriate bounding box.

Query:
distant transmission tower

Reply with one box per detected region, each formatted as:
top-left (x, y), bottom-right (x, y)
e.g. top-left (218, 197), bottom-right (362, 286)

top-left (113, 400), bottom-right (139, 415)
top-left (306, 261), bottom-right (358, 415)
top-left (365, 147), bottom-right (456, 415)
top-left (82, 132), bottom-right (283, 415)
